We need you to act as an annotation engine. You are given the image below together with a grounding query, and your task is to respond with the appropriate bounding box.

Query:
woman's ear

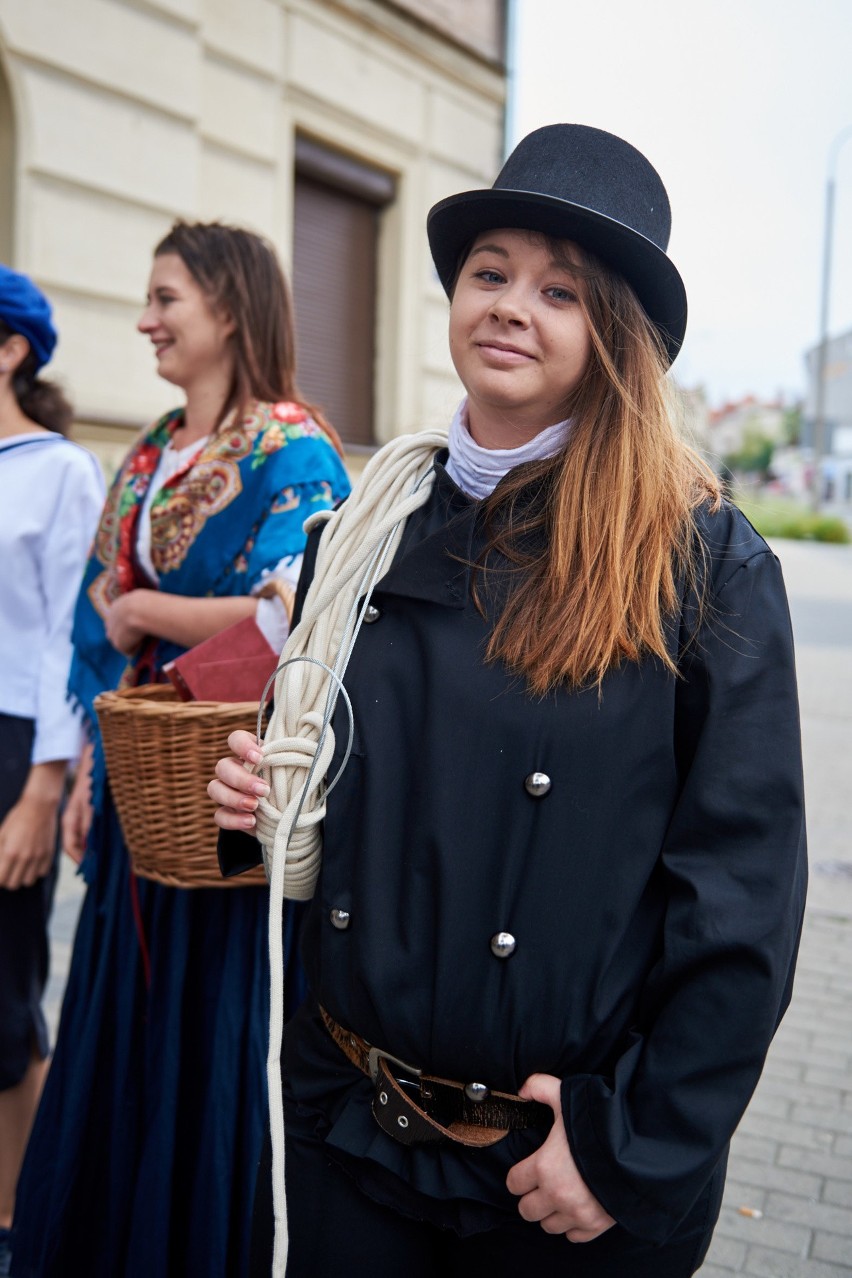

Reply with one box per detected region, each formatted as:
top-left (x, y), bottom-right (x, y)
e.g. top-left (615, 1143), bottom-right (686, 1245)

top-left (0, 332), bottom-right (32, 375)
top-left (218, 308), bottom-right (237, 340)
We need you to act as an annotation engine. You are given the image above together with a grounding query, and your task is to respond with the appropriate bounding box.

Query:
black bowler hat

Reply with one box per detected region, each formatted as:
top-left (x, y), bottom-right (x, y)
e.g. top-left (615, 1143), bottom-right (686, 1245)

top-left (427, 123), bottom-right (687, 364)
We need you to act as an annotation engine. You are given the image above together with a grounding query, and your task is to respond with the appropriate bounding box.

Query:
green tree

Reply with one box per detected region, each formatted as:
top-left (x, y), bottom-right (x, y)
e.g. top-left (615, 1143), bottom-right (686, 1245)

top-left (781, 405), bottom-right (802, 447)
top-left (724, 426), bottom-right (775, 475)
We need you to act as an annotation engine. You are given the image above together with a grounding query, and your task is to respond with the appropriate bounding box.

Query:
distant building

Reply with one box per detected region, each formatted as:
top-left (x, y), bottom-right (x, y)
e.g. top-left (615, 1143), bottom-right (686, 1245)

top-left (803, 328), bottom-right (852, 506)
top-left (703, 395), bottom-right (786, 466)
top-left (0, 0), bottom-right (508, 468)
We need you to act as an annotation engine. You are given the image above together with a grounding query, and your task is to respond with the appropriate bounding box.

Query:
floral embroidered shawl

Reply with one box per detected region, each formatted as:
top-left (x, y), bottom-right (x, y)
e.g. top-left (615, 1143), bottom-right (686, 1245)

top-left (68, 400), bottom-right (350, 732)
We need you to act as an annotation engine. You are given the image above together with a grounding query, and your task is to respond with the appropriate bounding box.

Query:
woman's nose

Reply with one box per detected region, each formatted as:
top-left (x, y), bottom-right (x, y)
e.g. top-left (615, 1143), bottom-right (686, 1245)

top-left (137, 305), bottom-right (155, 334)
top-left (489, 287), bottom-right (529, 326)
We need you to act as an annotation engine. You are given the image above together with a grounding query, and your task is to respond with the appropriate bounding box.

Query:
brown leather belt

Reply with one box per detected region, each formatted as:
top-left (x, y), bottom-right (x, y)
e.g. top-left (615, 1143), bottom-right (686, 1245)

top-left (320, 1006), bottom-right (552, 1149)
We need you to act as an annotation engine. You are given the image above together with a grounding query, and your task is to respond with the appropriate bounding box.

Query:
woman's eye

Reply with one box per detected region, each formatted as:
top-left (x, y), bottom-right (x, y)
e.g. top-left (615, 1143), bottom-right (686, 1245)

top-left (475, 269), bottom-right (505, 285)
top-left (547, 286), bottom-right (577, 302)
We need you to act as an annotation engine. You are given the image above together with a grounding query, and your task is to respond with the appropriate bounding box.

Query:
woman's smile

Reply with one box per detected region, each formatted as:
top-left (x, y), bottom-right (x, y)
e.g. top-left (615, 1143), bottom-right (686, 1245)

top-left (475, 339), bottom-right (537, 365)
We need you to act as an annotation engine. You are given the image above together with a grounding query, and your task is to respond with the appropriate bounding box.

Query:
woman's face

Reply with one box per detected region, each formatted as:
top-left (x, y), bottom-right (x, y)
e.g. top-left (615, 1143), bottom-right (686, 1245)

top-left (448, 229), bottom-right (592, 448)
top-left (137, 253), bottom-right (234, 394)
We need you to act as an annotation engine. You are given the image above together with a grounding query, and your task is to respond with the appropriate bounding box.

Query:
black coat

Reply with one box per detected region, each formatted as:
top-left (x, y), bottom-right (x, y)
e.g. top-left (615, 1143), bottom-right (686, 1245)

top-left (221, 458), bottom-right (807, 1244)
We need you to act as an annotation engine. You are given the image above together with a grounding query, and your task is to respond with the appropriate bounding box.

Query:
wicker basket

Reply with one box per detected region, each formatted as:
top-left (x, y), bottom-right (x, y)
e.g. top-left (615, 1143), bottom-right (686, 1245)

top-left (95, 683), bottom-right (268, 889)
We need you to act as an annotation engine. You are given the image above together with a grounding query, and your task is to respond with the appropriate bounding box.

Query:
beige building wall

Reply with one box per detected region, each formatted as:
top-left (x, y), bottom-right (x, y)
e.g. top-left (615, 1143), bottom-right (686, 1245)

top-left (0, 0), bottom-right (506, 472)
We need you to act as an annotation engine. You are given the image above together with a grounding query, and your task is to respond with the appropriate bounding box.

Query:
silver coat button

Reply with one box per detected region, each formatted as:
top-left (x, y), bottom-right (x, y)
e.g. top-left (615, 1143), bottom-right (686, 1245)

top-left (524, 771), bottom-right (551, 797)
top-left (465, 1081), bottom-right (490, 1103)
top-left (490, 931), bottom-right (516, 958)
top-left (330, 908), bottom-right (351, 930)
top-left (363, 604), bottom-right (381, 624)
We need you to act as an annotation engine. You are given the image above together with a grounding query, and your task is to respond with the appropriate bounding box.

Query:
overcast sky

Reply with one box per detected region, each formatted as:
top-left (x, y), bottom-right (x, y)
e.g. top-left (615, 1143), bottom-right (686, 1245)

top-left (510, 0), bottom-right (852, 407)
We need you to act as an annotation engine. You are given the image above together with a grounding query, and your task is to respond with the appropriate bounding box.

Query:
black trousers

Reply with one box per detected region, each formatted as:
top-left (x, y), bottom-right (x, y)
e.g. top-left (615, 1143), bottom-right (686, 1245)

top-left (0, 713), bottom-right (58, 1091)
top-left (250, 1100), bottom-right (723, 1278)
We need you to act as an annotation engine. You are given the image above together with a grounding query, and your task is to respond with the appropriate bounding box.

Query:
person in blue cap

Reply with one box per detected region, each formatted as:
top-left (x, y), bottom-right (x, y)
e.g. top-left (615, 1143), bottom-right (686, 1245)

top-left (0, 265), bottom-right (104, 1277)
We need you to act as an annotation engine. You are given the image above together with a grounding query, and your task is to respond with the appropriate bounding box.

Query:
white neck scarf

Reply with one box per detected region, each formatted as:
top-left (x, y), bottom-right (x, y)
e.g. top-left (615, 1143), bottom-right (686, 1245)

top-left (444, 399), bottom-right (570, 500)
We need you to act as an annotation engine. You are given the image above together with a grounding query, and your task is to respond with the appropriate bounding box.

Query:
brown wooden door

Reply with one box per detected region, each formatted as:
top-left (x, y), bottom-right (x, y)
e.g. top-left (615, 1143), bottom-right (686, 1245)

top-left (293, 173), bottom-right (381, 447)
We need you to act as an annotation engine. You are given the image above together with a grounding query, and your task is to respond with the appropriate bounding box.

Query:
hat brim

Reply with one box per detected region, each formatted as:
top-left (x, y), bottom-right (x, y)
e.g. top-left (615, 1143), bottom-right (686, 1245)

top-left (426, 188), bottom-right (687, 365)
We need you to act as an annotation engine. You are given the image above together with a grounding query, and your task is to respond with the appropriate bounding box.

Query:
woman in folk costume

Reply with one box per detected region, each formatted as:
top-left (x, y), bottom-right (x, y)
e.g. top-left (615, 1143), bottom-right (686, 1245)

top-left (213, 126), bottom-right (806, 1278)
top-left (0, 268), bottom-right (103, 1278)
top-left (12, 222), bottom-right (350, 1278)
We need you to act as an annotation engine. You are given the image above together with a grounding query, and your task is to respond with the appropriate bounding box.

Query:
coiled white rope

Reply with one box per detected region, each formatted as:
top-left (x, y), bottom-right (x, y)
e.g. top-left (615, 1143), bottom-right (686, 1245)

top-left (252, 430), bottom-right (447, 1276)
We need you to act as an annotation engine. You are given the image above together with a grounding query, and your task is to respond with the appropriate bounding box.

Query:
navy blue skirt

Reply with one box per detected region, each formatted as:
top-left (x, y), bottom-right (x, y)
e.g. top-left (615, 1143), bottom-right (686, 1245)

top-left (0, 712), bottom-right (58, 1091)
top-left (11, 786), bottom-right (306, 1278)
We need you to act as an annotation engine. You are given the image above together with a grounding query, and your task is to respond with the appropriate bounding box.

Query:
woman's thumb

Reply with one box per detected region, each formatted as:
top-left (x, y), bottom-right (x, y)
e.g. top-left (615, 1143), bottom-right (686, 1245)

top-left (518, 1072), bottom-right (561, 1112)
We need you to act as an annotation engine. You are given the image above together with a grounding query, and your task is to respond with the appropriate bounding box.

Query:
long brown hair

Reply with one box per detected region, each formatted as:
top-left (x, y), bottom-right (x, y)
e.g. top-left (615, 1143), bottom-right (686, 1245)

top-left (468, 236), bottom-right (720, 695)
top-left (154, 221), bottom-right (343, 455)
top-left (0, 318), bottom-right (73, 435)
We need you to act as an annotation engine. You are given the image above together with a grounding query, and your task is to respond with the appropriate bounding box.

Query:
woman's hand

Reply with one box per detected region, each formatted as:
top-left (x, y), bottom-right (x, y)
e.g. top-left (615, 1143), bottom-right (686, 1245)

top-left (506, 1073), bottom-right (616, 1244)
top-left (62, 743), bottom-right (94, 864)
top-left (104, 590), bottom-right (148, 656)
top-left (0, 761), bottom-right (66, 890)
top-left (0, 796), bottom-right (59, 889)
top-left (208, 731), bottom-right (270, 831)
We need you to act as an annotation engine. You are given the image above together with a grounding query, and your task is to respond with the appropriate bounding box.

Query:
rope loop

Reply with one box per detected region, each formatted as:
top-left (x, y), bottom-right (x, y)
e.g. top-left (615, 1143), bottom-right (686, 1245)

top-left (261, 429), bottom-right (447, 1277)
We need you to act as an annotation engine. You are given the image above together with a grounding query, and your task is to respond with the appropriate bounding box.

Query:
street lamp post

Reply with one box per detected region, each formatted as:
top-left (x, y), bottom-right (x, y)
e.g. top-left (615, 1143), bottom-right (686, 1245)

top-left (811, 125), bottom-right (852, 512)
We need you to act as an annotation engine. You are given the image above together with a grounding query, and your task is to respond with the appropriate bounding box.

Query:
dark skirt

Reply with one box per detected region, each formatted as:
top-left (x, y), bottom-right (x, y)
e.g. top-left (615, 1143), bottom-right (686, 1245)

top-left (11, 785), bottom-right (307, 1278)
top-left (0, 713), bottom-right (58, 1091)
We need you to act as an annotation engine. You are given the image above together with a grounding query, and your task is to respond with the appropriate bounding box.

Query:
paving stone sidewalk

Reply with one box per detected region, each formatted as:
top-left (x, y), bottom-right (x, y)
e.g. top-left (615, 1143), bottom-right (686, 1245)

top-left (697, 539), bottom-right (852, 1276)
top-left (696, 911), bottom-right (852, 1276)
top-left (42, 853), bottom-right (84, 1045)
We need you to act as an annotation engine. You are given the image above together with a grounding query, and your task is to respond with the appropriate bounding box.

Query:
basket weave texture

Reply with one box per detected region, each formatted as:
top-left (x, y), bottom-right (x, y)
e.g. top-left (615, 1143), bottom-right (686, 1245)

top-left (95, 683), bottom-right (268, 889)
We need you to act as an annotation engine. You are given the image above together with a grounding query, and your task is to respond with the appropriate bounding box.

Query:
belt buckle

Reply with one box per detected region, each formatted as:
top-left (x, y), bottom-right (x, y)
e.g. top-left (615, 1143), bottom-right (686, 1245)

top-left (367, 1045), bottom-right (422, 1086)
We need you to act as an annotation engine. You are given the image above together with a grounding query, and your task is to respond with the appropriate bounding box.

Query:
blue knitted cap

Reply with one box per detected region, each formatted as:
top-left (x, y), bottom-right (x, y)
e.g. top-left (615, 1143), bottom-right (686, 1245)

top-left (0, 264), bottom-right (57, 370)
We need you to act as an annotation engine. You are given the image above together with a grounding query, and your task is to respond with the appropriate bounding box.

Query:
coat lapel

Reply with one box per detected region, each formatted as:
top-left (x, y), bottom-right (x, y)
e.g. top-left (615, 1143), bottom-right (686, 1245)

top-left (372, 459), bottom-right (476, 609)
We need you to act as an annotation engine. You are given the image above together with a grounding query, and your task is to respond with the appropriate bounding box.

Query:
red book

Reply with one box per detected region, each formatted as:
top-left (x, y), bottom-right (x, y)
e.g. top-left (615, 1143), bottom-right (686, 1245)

top-left (164, 616), bottom-right (279, 703)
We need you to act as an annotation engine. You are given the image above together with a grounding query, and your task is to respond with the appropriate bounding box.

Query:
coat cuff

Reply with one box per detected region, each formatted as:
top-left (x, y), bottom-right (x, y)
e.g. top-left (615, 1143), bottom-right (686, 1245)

top-left (562, 1073), bottom-right (703, 1244)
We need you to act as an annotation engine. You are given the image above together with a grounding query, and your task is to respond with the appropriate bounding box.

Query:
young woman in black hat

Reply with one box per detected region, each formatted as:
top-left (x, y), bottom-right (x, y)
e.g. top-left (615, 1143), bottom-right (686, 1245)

top-left (211, 124), bottom-right (806, 1277)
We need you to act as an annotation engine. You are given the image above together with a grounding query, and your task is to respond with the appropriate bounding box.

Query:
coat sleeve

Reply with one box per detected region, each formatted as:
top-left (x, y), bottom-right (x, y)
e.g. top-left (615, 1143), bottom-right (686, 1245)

top-left (562, 547), bottom-right (807, 1242)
